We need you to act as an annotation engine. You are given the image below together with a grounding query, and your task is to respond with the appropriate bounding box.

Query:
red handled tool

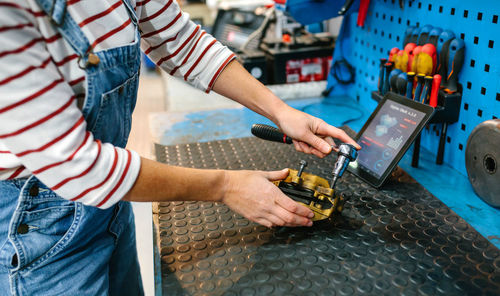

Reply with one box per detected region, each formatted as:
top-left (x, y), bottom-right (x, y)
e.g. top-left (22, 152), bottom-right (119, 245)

top-left (429, 74), bottom-right (441, 107)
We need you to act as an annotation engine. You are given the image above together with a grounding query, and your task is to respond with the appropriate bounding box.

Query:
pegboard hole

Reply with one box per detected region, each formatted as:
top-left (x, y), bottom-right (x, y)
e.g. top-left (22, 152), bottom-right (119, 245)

top-left (459, 144), bottom-right (463, 151)
top-left (493, 15), bottom-right (498, 24)
top-left (418, 2), bottom-right (421, 9)
top-left (477, 109), bottom-right (483, 117)
top-left (461, 124), bottom-right (466, 131)
top-left (470, 59), bottom-right (475, 67)
top-left (481, 87), bottom-right (486, 95)
top-left (477, 12), bottom-right (483, 20)
top-left (428, 4), bottom-right (432, 11)
top-left (474, 36), bottom-right (479, 44)
top-left (483, 155), bottom-right (497, 174)
top-left (497, 93), bottom-right (500, 101)
top-left (447, 136), bottom-right (451, 143)
top-left (466, 82), bottom-right (471, 89)
top-left (398, 17), bottom-right (401, 24)
top-left (464, 103), bottom-right (469, 110)
top-left (484, 64), bottom-right (490, 72)
top-left (439, 6), bottom-right (443, 13)
top-left (463, 10), bottom-right (468, 18)
top-left (451, 8), bottom-right (455, 15)
top-left (488, 40), bottom-right (494, 48)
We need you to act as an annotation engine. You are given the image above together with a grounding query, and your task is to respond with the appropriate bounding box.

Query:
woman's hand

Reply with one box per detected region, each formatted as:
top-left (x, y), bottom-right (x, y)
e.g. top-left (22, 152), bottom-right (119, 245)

top-left (276, 106), bottom-right (361, 158)
top-left (221, 168), bottom-right (314, 228)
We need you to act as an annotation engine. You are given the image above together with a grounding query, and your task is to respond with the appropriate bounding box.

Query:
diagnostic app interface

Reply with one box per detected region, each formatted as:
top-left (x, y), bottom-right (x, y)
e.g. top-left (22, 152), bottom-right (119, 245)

top-left (354, 101), bottom-right (426, 178)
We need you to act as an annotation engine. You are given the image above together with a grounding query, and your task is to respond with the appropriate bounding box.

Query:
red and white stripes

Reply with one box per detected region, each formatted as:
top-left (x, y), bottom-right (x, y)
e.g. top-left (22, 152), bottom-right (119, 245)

top-left (0, 0), bottom-right (234, 208)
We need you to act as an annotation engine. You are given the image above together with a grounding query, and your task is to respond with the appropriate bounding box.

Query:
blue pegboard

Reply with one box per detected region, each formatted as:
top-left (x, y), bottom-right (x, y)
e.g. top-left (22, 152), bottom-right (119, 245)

top-left (327, 0), bottom-right (500, 175)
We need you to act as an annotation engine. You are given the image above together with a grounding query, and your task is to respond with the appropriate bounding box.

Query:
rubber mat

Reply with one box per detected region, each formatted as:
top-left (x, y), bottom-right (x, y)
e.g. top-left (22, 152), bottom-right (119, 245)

top-left (154, 137), bottom-right (499, 296)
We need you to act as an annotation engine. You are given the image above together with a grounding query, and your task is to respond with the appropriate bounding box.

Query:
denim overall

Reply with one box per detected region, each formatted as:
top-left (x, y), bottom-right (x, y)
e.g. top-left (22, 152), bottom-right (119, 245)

top-left (0, 0), bottom-right (143, 295)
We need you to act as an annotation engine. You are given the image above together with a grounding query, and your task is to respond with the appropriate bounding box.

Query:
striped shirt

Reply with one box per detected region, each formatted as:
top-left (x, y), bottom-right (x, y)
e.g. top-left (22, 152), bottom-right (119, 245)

top-left (0, 0), bottom-right (235, 208)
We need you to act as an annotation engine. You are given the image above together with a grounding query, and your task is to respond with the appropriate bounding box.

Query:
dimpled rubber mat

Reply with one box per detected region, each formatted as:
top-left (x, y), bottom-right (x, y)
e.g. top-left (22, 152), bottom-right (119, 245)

top-left (154, 137), bottom-right (500, 296)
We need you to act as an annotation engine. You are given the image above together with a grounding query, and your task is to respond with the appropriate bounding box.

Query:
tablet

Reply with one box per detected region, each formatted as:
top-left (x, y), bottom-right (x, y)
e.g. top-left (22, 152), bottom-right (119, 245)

top-left (348, 92), bottom-right (434, 188)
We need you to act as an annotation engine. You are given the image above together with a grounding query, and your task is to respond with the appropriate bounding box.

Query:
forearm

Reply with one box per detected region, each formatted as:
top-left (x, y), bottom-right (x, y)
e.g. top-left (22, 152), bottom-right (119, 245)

top-left (122, 157), bottom-right (225, 203)
top-left (212, 60), bottom-right (290, 124)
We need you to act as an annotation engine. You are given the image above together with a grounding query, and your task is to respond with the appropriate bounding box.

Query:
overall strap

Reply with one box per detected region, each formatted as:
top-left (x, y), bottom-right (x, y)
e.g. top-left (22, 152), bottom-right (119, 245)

top-left (35, 0), bottom-right (91, 58)
top-left (121, 0), bottom-right (139, 26)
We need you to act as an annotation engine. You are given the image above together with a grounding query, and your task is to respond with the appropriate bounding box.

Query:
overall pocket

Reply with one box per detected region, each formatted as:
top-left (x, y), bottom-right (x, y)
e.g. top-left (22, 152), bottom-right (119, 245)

top-left (12, 199), bottom-right (79, 272)
top-left (91, 72), bottom-right (139, 148)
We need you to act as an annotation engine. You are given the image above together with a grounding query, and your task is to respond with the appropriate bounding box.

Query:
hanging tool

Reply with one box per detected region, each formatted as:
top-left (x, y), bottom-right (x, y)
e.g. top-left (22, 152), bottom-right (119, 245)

top-left (414, 44), bottom-right (437, 76)
top-left (427, 27), bottom-right (443, 46)
top-left (389, 47), bottom-right (400, 62)
top-left (411, 74), bottom-right (425, 168)
top-left (417, 24), bottom-right (433, 45)
top-left (403, 26), bottom-right (416, 46)
top-left (436, 30), bottom-right (455, 87)
top-left (378, 58), bottom-right (387, 93)
top-left (357, 0), bottom-right (370, 27)
top-left (396, 72), bottom-right (408, 96)
top-left (419, 76), bottom-right (433, 103)
top-left (405, 72), bottom-right (415, 99)
top-left (429, 74), bottom-right (441, 107)
top-left (389, 69), bottom-right (403, 92)
top-left (409, 27), bottom-right (421, 44)
top-left (382, 62), bottom-right (393, 95)
top-left (444, 38), bottom-right (465, 94)
top-left (251, 124), bottom-right (357, 221)
top-left (402, 43), bottom-right (417, 72)
top-left (413, 74), bottom-right (425, 100)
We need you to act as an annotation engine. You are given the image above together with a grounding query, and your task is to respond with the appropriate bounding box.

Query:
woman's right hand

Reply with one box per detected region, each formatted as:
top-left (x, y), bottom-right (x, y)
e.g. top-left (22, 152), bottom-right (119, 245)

top-left (221, 169), bottom-right (314, 228)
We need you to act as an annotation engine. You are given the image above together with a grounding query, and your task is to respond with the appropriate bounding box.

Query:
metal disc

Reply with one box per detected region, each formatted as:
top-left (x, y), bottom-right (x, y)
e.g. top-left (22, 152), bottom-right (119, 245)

top-left (465, 119), bottom-right (500, 207)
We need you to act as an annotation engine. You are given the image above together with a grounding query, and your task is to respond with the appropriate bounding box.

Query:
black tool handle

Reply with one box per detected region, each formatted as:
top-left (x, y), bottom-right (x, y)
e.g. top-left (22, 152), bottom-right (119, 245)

top-left (444, 38), bottom-right (465, 93)
top-left (251, 124), bottom-right (292, 144)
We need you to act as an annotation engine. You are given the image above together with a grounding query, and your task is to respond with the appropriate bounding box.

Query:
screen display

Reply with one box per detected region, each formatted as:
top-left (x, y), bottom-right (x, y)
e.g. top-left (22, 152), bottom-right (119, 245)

top-left (351, 100), bottom-right (427, 178)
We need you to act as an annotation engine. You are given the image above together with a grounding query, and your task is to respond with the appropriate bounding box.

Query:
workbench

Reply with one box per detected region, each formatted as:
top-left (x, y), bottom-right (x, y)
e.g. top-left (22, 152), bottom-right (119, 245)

top-left (151, 96), bottom-right (499, 295)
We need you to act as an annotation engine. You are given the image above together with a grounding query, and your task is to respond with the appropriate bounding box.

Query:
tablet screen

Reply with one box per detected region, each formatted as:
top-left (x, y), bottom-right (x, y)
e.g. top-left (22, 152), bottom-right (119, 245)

top-left (354, 100), bottom-right (427, 178)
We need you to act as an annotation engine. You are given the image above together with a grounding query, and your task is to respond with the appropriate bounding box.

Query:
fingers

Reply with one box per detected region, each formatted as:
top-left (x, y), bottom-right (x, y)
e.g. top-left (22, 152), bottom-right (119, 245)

top-left (271, 205), bottom-right (313, 227)
top-left (275, 192), bottom-right (314, 218)
top-left (264, 168), bottom-right (289, 181)
top-left (317, 123), bottom-right (361, 150)
top-left (301, 132), bottom-right (333, 155)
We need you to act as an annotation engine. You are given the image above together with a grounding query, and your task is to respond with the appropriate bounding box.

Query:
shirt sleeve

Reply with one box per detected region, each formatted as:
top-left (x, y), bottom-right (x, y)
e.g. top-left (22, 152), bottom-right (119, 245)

top-left (136, 0), bottom-right (236, 93)
top-left (0, 3), bottom-right (140, 209)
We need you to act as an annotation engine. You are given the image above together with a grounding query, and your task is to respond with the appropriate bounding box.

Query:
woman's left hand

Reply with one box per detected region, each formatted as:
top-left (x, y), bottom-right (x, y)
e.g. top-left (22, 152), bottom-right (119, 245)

top-left (275, 106), bottom-right (361, 158)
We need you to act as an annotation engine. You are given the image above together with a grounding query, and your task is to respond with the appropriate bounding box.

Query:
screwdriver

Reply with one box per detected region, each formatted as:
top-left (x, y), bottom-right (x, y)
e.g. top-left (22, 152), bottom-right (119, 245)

top-left (413, 74), bottom-right (425, 101)
top-left (444, 38), bottom-right (465, 93)
top-left (396, 72), bottom-right (408, 96)
top-left (409, 27), bottom-right (421, 44)
top-left (403, 26), bottom-right (416, 46)
top-left (416, 43), bottom-right (437, 76)
top-left (417, 24), bottom-right (433, 45)
top-left (427, 27), bottom-right (443, 46)
top-left (419, 76), bottom-right (434, 104)
top-left (429, 74), bottom-right (441, 107)
top-left (389, 69), bottom-right (403, 92)
top-left (378, 58), bottom-right (387, 93)
top-left (436, 30), bottom-right (455, 87)
top-left (382, 62), bottom-right (393, 95)
top-left (405, 72), bottom-right (415, 99)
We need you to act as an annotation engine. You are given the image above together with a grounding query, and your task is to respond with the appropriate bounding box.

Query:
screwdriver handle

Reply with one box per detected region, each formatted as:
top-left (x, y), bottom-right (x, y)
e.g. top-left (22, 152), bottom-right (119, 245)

top-left (406, 72), bottom-right (415, 99)
top-left (417, 24), bottom-right (433, 45)
top-left (389, 69), bottom-right (403, 92)
top-left (436, 31), bottom-right (455, 87)
top-left (382, 62), bottom-right (393, 95)
top-left (410, 27), bottom-right (421, 44)
top-left (251, 124), bottom-right (292, 144)
top-left (403, 26), bottom-right (415, 46)
top-left (427, 27), bottom-right (443, 46)
top-left (444, 38), bottom-right (465, 93)
top-left (420, 76), bottom-right (433, 103)
top-left (396, 72), bottom-right (408, 95)
top-left (414, 74), bottom-right (425, 101)
top-left (378, 58), bottom-right (387, 93)
top-left (429, 74), bottom-right (441, 107)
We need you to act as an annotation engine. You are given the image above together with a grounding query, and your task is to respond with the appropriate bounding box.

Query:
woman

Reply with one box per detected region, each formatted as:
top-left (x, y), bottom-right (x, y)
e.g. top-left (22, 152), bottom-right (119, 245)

top-left (0, 0), bottom-right (359, 294)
